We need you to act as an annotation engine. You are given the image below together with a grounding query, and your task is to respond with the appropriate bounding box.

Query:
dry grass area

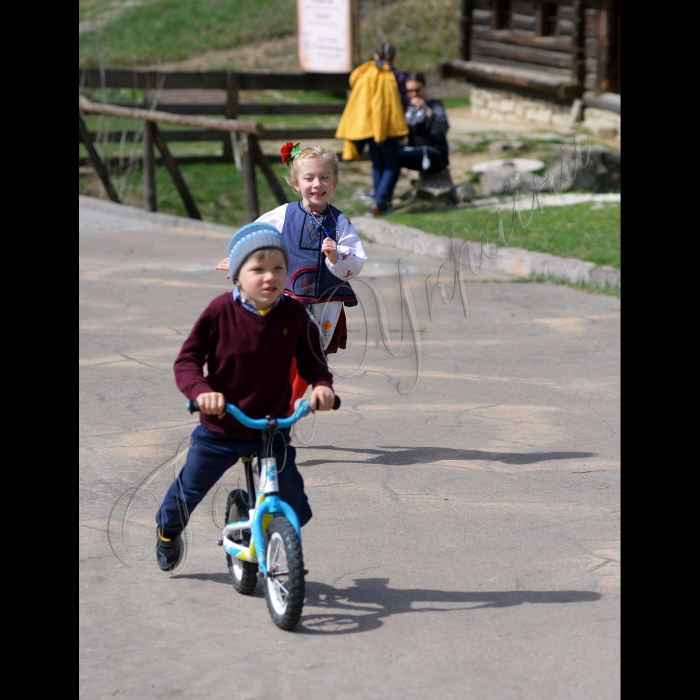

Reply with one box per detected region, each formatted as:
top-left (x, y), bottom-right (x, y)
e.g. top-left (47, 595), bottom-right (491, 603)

top-left (151, 35), bottom-right (300, 73)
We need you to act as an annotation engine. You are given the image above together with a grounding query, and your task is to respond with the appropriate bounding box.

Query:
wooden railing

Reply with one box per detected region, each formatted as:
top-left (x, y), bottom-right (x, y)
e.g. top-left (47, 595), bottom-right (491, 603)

top-left (79, 97), bottom-right (287, 222)
top-left (78, 68), bottom-right (351, 166)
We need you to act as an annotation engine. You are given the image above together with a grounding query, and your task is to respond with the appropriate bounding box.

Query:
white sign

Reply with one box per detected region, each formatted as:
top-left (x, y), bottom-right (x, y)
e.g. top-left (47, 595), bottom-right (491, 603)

top-left (298, 0), bottom-right (353, 73)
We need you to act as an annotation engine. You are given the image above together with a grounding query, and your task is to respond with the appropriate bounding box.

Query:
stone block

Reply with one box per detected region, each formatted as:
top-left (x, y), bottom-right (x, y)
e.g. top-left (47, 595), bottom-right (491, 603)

top-left (479, 167), bottom-right (531, 196)
top-left (526, 145), bottom-right (620, 193)
top-left (452, 181), bottom-right (476, 203)
top-left (584, 107), bottom-right (621, 126)
top-left (551, 113), bottom-right (570, 128)
top-left (413, 168), bottom-right (455, 203)
top-left (590, 265), bottom-right (621, 289)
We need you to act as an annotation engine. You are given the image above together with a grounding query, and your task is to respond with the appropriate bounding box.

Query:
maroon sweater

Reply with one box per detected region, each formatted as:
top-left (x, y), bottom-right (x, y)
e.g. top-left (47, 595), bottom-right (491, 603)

top-left (174, 293), bottom-right (333, 440)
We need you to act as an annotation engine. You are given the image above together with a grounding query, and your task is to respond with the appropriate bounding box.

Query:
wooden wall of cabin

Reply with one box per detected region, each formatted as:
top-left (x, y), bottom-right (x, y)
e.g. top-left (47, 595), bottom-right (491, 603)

top-left (459, 1), bottom-right (620, 95)
top-left (583, 0), bottom-right (620, 93)
top-left (466, 1), bottom-right (580, 80)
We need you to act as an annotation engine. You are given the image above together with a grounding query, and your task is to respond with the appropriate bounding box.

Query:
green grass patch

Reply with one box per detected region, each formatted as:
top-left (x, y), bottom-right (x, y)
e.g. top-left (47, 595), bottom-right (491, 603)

top-left (387, 201), bottom-right (620, 269)
top-left (84, 87), bottom-right (146, 104)
top-left (243, 90), bottom-right (346, 105)
top-left (441, 97), bottom-right (471, 109)
top-left (79, 0), bottom-right (298, 66)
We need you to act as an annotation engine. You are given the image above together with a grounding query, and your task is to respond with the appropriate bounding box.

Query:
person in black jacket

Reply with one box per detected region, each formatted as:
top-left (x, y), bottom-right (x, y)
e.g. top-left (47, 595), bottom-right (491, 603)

top-left (397, 71), bottom-right (450, 177)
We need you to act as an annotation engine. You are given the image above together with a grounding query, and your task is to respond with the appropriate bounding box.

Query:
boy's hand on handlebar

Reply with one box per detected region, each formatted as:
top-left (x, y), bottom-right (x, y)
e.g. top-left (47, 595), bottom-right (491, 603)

top-left (308, 386), bottom-right (335, 412)
top-left (215, 259), bottom-right (231, 280)
top-left (195, 392), bottom-right (226, 419)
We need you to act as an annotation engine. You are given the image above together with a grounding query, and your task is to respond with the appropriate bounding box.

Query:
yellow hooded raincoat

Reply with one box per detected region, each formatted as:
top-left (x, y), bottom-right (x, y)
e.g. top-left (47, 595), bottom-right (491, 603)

top-left (335, 61), bottom-right (409, 161)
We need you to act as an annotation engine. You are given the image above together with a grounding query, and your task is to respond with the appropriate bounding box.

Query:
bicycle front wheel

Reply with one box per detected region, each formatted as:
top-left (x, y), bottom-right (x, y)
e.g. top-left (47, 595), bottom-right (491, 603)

top-left (264, 517), bottom-right (305, 630)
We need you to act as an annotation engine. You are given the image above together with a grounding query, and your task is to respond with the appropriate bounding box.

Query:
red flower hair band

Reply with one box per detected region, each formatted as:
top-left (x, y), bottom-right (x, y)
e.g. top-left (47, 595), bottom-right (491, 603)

top-left (280, 141), bottom-right (302, 165)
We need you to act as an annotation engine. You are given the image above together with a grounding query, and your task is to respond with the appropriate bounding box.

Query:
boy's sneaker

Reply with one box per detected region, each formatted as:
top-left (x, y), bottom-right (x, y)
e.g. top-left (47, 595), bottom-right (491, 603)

top-left (155, 528), bottom-right (184, 572)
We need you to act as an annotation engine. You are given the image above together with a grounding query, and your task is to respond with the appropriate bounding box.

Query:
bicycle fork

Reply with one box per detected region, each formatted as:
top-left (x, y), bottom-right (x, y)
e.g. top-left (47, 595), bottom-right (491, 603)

top-left (221, 449), bottom-right (302, 578)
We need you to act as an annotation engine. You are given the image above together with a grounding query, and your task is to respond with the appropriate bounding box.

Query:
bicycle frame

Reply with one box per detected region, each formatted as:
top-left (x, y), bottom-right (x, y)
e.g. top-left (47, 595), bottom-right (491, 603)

top-left (221, 461), bottom-right (301, 578)
top-left (187, 399), bottom-right (312, 578)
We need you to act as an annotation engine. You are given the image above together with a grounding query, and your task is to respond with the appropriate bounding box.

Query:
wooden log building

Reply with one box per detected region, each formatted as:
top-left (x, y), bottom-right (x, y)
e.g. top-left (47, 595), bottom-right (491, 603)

top-left (440, 1), bottom-right (620, 131)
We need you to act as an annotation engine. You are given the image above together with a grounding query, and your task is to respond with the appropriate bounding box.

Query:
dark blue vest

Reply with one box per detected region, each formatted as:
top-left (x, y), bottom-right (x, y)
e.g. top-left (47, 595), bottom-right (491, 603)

top-left (283, 202), bottom-right (358, 306)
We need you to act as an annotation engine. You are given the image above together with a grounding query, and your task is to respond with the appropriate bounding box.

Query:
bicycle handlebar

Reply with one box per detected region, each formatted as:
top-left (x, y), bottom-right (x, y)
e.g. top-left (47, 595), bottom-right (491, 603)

top-left (187, 395), bottom-right (340, 429)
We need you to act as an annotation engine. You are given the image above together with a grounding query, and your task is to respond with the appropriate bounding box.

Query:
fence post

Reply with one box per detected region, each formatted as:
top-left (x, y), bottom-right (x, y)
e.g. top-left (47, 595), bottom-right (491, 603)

top-left (78, 111), bottom-right (121, 203)
top-left (151, 124), bottom-right (201, 220)
top-left (143, 121), bottom-right (157, 211)
top-left (240, 133), bottom-right (259, 222)
top-left (223, 72), bottom-right (240, 167)
top-left (250, 136), bottom-right (288, 206)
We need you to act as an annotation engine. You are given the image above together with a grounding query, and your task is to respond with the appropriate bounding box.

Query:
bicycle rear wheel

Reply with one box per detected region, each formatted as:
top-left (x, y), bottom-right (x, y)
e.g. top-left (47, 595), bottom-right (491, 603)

top-left (225, 489), bottom-right (258, 595)
top-left (264, 517), bottom-right (305, 630)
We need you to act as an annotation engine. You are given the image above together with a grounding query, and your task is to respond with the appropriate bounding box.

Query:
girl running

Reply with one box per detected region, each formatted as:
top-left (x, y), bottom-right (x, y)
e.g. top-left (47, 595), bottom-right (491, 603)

top-left (217, 143), bottom-right (367, 409)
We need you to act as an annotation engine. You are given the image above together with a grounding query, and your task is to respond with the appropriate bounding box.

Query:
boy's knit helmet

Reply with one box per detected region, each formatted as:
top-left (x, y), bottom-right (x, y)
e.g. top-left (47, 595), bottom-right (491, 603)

top-left (227, 222), bottom-right (290, 283)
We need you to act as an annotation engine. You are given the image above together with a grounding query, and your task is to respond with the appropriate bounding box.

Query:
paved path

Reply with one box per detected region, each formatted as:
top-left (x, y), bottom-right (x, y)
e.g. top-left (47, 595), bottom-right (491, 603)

top-left (79, 196), bottom-right (620, 700)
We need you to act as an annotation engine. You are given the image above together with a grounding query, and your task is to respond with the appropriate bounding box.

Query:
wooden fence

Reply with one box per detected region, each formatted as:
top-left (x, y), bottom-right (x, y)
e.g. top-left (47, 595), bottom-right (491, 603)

top-left (79, 96), bottom-right (292, 222)
top-left (78, 68), bottom-right (351, 167)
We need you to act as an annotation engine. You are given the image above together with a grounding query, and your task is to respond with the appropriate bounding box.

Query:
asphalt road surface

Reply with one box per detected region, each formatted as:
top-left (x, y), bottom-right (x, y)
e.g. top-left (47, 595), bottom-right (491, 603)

top-left (79, 196), bottom-right (620, 700)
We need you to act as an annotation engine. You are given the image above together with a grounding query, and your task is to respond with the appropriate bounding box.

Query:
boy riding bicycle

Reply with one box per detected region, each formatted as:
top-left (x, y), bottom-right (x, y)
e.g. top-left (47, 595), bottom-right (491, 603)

top-left (155, 222), bottom-right (335, 572)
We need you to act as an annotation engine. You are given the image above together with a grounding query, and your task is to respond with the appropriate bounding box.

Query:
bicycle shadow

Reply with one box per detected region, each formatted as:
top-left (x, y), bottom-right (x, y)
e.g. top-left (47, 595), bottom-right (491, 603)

top-left (298, 578), bottom-right (602, 635)
top-left (297, 445), bottom-right (595, 467)
top-left (172, 572), bottom-right (234, 585)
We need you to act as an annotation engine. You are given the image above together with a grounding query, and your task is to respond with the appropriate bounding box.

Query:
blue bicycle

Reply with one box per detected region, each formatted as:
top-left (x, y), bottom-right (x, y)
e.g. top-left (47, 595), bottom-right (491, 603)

top-left (187, 396), bottom-right (340, 630)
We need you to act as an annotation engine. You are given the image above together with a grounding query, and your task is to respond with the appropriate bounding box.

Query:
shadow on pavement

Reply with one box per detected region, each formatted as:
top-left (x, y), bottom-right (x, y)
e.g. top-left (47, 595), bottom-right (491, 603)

top-left (172, 572), bottom-right (232, 585)
top-left (171, 574), bottom-right (602, 635)
top-left (298, 445), bottom-right (595, 467)
top-left (297, 578), bottom-right (602, 635)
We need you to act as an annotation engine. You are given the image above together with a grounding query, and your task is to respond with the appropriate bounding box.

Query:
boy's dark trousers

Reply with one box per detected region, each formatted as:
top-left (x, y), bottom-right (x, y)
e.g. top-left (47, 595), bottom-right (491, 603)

top-left (156, 424), bottom-right (312, 538)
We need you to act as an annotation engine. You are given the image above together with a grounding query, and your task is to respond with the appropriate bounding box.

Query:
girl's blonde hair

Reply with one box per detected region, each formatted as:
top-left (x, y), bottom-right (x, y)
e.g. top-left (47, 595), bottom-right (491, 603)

top-left (285, 146), bottom-right (340, 194)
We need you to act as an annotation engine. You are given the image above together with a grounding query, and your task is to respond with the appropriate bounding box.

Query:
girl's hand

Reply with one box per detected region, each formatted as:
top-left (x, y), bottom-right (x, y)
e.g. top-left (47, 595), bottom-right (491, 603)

top-left (308, 386), bottom-right (335, 412)
top-left (195, 392), bottom-right (226, 419)
top-left (215, 259), bottom-right (231, 280)
top-left (322, 237), bottom-right (338, 264)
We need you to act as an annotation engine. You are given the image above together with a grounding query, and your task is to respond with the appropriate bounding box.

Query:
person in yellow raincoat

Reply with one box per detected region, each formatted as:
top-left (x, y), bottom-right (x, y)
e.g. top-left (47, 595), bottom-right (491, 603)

top-left (335, 43), bottom-right (409, 216)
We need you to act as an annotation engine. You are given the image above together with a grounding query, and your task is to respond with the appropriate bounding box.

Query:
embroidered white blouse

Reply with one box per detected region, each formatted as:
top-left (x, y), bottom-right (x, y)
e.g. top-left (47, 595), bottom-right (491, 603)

top-left (257, 203), bottom-right (367, 282)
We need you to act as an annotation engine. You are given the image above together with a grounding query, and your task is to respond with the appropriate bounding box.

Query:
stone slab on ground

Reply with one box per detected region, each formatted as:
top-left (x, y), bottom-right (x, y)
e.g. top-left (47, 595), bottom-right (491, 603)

top-left (80, 197), bottom-right (620, 700)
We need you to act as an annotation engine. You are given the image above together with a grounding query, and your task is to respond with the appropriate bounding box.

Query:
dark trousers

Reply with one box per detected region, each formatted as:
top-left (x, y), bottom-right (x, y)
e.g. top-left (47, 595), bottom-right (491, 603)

top-left (397, 145), bottom-right (448, 175)
top-left (156, 424), bottom-right (312, 538)
top-left (360, 137), bottom-right (401, 212)
top-left (384, 146), bottom-right (448, 203)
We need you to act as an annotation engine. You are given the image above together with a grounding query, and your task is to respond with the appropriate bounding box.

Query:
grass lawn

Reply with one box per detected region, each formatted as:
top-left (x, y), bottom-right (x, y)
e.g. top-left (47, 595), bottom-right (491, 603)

top-left (79, 0), bottom-right (461, 74)
top-left (80, 0), bottom-right (297, 66)
top-left (386, 202), bottom-right (621, 269)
